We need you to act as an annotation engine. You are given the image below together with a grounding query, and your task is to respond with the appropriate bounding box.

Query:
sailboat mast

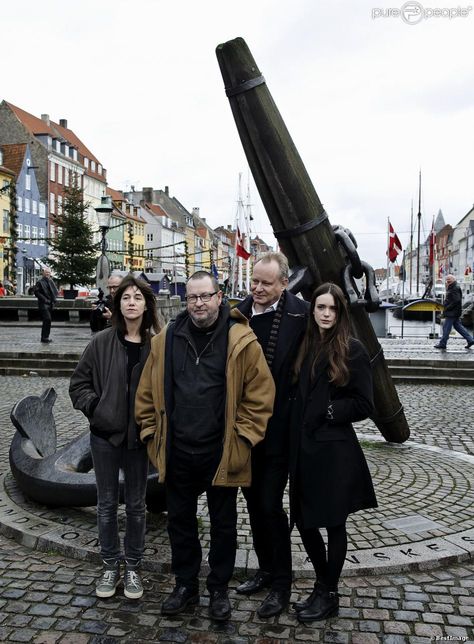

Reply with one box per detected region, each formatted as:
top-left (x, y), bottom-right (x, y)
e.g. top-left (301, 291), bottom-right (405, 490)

top-left (416, 169), bottom-right (422, 295)
top-left (409, 200), bottom-right (413, 294)
top-left (245, 176), bottom-right (252, 293)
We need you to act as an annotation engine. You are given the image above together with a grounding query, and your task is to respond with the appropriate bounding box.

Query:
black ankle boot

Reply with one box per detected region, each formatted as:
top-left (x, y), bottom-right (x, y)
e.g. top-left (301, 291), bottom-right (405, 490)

top-left (292, 581), bottom-right (325, 612)
top-left (297, 588), bottom-right (339, 622)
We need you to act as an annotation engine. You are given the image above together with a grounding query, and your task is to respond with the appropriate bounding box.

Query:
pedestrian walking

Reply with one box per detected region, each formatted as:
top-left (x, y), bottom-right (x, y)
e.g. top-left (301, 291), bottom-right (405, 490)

top-left (235, 252), bottom-right (309, 618)
top-left (290, 282), bottom-right (377, 622)
top-left (434, 274), bottom-right (474, 349)
top-left (69, 275), bottom-right (161, 600)
top-left (34, 268), bottom-right (58, 343)
top-left (136, 270), bottom-right (275, 621)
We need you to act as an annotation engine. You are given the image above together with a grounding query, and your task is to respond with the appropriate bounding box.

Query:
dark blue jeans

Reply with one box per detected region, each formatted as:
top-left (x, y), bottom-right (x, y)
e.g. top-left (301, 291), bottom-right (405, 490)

top-left (90, 433), bottom-right (148, 569)
top-left (439, 317), bottom-right (474, 347)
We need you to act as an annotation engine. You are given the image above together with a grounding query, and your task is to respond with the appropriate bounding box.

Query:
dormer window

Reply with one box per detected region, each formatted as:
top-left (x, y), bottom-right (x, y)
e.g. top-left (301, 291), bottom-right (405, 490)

top-left (84, 157), bottom-right (89, 169)
top-left (91, 161), bottom-right (96, 173)
top-left (98, 164), bottom-right (102, 175)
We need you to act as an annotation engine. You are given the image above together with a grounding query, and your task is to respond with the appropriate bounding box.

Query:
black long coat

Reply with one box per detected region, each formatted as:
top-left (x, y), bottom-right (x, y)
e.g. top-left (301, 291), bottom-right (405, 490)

top-left (237, 292), bottom-right (309, 455)
top-left (290, 338), bottom-right (377, 529)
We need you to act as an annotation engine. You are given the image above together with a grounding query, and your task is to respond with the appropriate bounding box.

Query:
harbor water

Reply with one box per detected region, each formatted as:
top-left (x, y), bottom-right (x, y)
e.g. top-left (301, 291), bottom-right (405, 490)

top-left (369, 307), bottom-right (473, 339)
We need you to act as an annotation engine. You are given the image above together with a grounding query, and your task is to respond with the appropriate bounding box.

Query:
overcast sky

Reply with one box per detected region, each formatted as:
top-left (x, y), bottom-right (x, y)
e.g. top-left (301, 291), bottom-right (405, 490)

top-left (3, 0), bottom-right (473, 268)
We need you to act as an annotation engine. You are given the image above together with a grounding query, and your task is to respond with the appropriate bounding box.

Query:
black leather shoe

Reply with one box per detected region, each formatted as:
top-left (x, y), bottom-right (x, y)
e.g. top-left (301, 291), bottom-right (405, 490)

top-left (257, 589), bottom-right (290, 618)
top-left (236, 571), bottom-right (272, 595)
top-left (465, 340), bottom-right (474, 349)
top-left (297, 589), bottom-right (339, 622)
top-left (209, 589), bottom-right (231, 621)
top-left (433, 344), bottom-right (446, 349)
top-left (41, 339), bottom-right (53, 343)
top-left (293, 582), bottom-right (324, 612)
top-left (161, 585), bottom-right (199, 615)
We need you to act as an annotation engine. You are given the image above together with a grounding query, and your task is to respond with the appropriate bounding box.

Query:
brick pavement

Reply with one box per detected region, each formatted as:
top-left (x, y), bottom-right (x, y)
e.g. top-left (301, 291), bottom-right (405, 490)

top-left (0, 326), bottom-right (473, 642)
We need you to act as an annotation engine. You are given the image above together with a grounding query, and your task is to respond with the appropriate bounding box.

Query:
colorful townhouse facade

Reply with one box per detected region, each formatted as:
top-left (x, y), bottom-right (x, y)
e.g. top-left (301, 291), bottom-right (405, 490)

top-left (0, 144), bottom-right (47, 293)
top-left (0, 151), bottom-right (15, 287)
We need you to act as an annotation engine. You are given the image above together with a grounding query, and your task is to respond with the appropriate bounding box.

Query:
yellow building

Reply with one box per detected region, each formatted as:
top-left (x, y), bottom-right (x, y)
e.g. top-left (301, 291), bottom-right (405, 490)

top-left (0, 156), bottom-right (15, 285)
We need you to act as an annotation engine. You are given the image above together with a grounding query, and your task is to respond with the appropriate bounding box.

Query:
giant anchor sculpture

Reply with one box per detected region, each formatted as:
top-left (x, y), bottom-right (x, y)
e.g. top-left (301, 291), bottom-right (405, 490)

top-left (216, 37), bottom-right (409, 443)
top-left (9, 388), bottom-right (165, 510)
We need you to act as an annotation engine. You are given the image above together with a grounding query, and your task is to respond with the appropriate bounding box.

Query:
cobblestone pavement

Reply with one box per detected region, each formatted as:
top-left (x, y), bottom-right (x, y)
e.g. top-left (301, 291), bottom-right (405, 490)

top-left (0, 326), bottom-right (473, 642)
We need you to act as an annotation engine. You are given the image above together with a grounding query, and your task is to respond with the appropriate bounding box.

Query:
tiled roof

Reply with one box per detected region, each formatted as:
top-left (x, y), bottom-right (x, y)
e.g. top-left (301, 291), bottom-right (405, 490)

top-left (5, 101), bottom-right (105, 182)
top-left (0, 144), bottom-right (27, 177)
top-left (144, 202), bottom-right (168, 219)
top-left (107, 187), bottom-right (124, 201)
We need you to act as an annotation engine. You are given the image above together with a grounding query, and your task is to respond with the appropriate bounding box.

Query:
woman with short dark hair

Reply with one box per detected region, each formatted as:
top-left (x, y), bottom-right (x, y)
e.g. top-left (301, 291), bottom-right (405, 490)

top-left (70, 275), bottom-right (160, 599)
top-left (291, 282), bottom-right (377, 622)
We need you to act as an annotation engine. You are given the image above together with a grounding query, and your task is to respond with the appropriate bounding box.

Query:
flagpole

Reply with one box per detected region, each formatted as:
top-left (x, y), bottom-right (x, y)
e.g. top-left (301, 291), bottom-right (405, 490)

top-left (409, 200), bottom-right (413, 295)
top-left (416, 169), bottom-right (422, 296)
top-left (386, 217), bottom-right (390, 304)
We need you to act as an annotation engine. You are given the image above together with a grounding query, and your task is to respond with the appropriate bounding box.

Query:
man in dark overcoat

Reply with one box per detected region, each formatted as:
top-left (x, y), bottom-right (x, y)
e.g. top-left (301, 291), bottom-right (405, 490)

top-left (235, 252), bottom-right (309, 617)
top-left (434, 274), bottom-right (474, 349)
top-left (34, 268), bottom-right (58, 343)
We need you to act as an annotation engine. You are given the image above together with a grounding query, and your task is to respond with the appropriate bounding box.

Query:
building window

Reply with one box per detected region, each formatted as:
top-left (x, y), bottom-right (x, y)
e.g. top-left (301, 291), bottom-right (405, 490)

top-left (3, 210), bottom-right (9, 233)
top-left (17, 223), bottom-right (23, 239)
top-left (16, 196), bottom-right (23, 211)
top-left (32, 200), bottom-right (38, 215)
top-left (25, 198), bottom-right (31, 214)
top-left (84, 157), bottom-right (89, 169)
top-left (39, 228), bottom-right (45, 246)
top-left (25, 173), bottom-right (31, 191)
top-left (50, 193), bottom-right (55, 214)
top-left (57, 165), bottom-right (62, 184)
top-left (32, 227), bottom-right (38, 245)
top-left (24, 224), bottom-right (30, 240)
top-left (91, 161), bottom-right (96, 173)
top-left (39, 203), bottom-right (46, 219)
top-left (2, 179), bottom-right (9, 189)
top-left (64, 168), bottom-right (69, 187)
top-left (50, 163), bottom-right (55, 182)
top-left (58, 195), bottom-right (62, 215)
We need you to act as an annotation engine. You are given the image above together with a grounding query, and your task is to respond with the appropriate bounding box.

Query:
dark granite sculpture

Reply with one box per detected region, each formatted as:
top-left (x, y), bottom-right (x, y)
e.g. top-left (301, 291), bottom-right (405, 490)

top-left (9, 387), bottom-right (165, 511)
top-left (216, 37), bottom-right (409, 443)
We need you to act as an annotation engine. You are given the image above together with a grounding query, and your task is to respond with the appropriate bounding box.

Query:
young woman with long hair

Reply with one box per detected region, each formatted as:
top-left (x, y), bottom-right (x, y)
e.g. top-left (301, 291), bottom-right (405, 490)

top-left (70, 275), bottom-right (160, 600)
top-left (290, 282), bottom-right (377, 622)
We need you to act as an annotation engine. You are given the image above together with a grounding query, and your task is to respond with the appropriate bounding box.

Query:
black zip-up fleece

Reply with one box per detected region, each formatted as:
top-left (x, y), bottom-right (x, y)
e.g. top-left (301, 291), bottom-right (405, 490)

top-left (170, 306), bottom-right (229, 454)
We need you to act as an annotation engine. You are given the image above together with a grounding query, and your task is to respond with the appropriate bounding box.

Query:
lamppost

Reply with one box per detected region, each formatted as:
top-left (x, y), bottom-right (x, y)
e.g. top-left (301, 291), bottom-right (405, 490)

top-left (95, 196), bottom-right (113, 294)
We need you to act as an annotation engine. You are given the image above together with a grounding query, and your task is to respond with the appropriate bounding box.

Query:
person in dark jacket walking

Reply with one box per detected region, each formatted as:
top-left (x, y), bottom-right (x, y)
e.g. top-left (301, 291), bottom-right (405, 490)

top-left (34, 268), bottom-right (58, 343)
top-left (290, 282), bottom-right (377, 623)
top-left (235, 252), bottom-right (309, 618)
top-left (69, 275), bottom-right (160, 600)
top-left (434, 274), bottom-right (474, 349)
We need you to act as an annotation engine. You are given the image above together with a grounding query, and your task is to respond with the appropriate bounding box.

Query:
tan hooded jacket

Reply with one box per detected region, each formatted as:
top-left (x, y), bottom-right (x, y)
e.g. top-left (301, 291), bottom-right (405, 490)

top-left (135, 307), bottom-right (275, 487)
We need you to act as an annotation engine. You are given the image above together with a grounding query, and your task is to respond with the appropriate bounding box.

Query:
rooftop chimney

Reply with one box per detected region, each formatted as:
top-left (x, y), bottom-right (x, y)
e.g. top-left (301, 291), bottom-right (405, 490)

top-left (192, 207), bottom-right (200, 217)
top-left (41, 114), bottom-right (50, 126)
top-left (143, 187), bottom-right (153, 204)
top-left (59, 119), bottom-right (68, 128)
top-left (164, 186), bottom-right (169, 196)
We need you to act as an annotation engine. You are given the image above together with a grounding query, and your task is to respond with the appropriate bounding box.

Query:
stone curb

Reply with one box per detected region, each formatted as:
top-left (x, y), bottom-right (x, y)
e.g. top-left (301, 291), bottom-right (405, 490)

top-left (1, 436), bottom-right (473, 579)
